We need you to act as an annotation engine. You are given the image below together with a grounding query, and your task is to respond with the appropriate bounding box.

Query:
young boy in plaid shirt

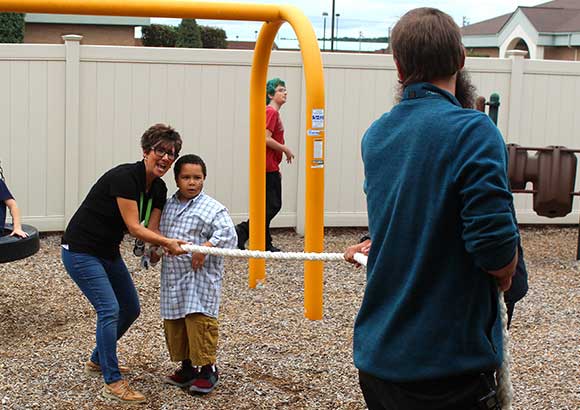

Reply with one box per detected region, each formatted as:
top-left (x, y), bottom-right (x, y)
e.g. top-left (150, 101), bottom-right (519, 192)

top-left (152, 154), bottom-right (236, 394)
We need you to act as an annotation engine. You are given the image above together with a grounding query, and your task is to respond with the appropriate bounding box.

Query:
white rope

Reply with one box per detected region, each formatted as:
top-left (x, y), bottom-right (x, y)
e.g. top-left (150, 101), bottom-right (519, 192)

top-left (180, 244), bottom-right (348, 262)
top-left (353, 253), bottom-right (368, 266)
top-left (497, 291), bottom-right (513, 410)
top-left (181, 244), bottom-right (511, 406)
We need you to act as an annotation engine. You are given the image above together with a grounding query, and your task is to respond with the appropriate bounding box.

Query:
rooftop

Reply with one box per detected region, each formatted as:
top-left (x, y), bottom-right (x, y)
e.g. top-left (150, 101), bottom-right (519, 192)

top-left (462, 0), bottom-right (580, 35)
top-left (25, 14), bottom-right (150, 27)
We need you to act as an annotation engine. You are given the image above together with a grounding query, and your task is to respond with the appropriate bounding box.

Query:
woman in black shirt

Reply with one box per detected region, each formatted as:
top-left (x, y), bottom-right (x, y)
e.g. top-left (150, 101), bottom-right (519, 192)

top-left (61, 124), bottom-right (186, 404)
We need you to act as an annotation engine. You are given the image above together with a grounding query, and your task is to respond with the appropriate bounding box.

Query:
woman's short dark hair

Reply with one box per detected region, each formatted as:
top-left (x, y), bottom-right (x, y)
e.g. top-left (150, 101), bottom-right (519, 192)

top-left (391, 8), bottom-right (464, 87)
top-left (141, 123), bottom-right (182, 155)
top-left (173, 154), bottom-right (207, 179)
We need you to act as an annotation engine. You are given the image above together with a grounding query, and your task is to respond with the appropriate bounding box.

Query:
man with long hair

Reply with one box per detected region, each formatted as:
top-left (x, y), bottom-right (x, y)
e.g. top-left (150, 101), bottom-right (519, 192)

top-left (345, 8), bottom-right (518, 409)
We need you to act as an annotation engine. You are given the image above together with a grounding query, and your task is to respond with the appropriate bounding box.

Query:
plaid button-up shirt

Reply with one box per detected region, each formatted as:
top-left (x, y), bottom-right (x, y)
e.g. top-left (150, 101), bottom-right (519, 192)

top-left (159, 191), bottom-right (236, 319)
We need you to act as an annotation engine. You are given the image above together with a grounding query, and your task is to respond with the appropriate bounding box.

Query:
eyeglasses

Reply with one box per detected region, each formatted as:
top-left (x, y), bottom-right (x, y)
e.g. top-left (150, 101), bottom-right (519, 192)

top-left (152, 146), bottom-right (178, 161)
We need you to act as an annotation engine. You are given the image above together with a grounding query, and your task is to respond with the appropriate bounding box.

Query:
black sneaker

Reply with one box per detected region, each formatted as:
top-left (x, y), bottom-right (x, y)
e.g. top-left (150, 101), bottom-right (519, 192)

top-left (189, 364), bottom-right (219, 394)
top-left (266, 245), bottom-right (281, 252)
top-left (235, 225), bottom-right (246, 250)
top-left (164, 365), bottom-right (199, 388)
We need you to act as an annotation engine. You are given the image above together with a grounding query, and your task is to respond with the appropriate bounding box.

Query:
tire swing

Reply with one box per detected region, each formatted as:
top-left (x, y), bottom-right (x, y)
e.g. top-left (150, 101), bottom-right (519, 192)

top-left (0, 223), bottom-right (40, 263)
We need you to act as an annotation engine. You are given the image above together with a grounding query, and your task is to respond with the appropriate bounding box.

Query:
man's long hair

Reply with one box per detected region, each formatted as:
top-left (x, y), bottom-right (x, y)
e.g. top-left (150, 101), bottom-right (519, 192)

top-left (391, 8), bottom-right (464, 86)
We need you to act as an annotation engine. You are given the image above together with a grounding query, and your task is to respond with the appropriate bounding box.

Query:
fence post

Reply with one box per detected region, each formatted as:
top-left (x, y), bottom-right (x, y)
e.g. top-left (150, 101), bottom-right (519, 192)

top-left (506, 50), bottom-right (527, 143)
top-left (295, 65), bottom-right (307, 236)
top-left (62, 35), bottom-right (82, 227)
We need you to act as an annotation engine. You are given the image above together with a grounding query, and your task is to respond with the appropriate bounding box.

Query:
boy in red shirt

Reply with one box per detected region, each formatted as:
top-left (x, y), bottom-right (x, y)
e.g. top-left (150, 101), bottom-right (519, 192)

top-left (236, 78), bottom-right (294, 252)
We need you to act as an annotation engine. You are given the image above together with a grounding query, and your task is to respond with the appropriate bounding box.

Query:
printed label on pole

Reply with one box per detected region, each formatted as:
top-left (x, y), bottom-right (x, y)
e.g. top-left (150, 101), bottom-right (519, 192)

top-left (307, 129), bottom-right (321, 136)
top-left (313, 139), bottom-right (323, 159)
top-left (311, 158), bottom-right (324, 169)
top-left (312, 109), bottom-right (324, 129)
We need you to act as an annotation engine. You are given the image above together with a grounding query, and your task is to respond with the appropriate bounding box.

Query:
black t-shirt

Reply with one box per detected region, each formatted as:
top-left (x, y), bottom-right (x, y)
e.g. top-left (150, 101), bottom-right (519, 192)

top-left (62, 161), bottom-right (167, 259)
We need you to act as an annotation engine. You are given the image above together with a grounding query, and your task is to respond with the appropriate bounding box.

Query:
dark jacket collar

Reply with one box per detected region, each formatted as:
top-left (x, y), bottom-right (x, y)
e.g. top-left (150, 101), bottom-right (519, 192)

top-left (402, 82), bottom-right (461, 107)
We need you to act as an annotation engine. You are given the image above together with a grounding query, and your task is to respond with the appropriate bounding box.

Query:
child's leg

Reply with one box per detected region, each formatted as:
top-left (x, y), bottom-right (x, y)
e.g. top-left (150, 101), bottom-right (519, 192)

top-left (163, 318), bottom-right (198, 387)
top-left (184, 313), bottom-right (218, 366)
top-left (163, 318), bottom-right (190, 362)
top-left (185, 313), bottom-right (220, 394)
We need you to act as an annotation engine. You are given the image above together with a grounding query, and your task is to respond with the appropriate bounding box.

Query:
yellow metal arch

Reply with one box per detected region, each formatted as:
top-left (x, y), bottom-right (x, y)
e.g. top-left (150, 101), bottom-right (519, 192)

top-left (1, 0), bottom-right (326, 320)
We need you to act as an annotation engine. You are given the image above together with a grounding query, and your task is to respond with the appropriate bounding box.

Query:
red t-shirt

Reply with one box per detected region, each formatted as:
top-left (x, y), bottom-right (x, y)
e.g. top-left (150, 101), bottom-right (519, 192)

top-left (265, 105), bottom-right (285, 172)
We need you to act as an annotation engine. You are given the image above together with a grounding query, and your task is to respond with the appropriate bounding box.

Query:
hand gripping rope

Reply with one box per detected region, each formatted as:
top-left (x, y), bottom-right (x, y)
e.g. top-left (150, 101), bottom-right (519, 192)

top-left (180, 244), bottom-right (512, 409)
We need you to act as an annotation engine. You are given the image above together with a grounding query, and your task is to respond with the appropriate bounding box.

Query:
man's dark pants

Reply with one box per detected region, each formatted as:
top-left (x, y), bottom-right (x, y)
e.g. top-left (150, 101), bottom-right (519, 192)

top-left (236, 171), bottom-right (282, 249)
top-left (358, 370), bottom-right (500, 410)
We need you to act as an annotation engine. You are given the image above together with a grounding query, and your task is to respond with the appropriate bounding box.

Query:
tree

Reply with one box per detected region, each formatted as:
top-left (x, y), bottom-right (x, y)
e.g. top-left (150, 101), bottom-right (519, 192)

top-left (141, 24), bottom-right (177, 47)
top-left (176, 19), bottom-right (202, 48)
top-left (200, 26), bottom-right (227, 49)
top-left (0, 13), bottom-right (25, 43)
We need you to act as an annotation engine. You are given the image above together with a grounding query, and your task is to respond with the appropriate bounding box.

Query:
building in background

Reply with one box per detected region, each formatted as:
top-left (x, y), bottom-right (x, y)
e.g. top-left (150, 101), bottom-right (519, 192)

top-left (462, 0), bottom-right (580, 60)
top-left (24, 14), bottom-right (150, 46)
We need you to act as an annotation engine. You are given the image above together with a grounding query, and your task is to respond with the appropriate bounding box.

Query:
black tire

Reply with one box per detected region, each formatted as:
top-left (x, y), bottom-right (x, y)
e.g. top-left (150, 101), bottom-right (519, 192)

top-left (0, 223), bottom-right (40, 263)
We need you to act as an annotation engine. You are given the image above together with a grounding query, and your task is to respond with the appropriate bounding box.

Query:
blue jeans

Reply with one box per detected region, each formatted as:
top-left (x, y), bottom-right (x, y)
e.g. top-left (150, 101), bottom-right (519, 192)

top-left (61, 248), bottom-right (140, 383)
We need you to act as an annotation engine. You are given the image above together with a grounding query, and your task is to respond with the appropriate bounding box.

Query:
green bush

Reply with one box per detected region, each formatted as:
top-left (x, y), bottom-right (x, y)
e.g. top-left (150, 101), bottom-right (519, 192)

top-left (200, 26), bottom-right (227, 49)
top-left (141, 24), bottom-right (177, 47)
top-left (0, 13), bottom-right (25, 43)
top-left (176, 19), bottom-right (202, 48)
top-left (466, 48), bottom-right (491, 58)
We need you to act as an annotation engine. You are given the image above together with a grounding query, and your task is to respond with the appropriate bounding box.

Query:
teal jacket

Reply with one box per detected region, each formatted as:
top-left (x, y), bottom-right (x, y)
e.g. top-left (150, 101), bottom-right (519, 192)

top-left (355, 82), bottom-right (518, 382)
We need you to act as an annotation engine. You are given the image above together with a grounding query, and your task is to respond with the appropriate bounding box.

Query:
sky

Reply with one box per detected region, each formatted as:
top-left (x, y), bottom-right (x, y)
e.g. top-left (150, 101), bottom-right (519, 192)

top-left (151, 0), bottom-right (544, 41)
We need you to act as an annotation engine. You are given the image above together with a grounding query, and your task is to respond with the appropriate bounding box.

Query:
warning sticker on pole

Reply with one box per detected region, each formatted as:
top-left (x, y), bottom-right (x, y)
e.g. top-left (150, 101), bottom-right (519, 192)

top-left (311, 160), bottom-right (324, 169)
top-left (312, 109), bottom-right (324, 129)
top-left (313, 139), bottom-right (323, 159)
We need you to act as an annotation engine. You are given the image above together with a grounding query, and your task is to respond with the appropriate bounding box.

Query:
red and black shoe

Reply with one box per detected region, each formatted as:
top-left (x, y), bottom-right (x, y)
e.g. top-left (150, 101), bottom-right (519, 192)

top-left (189, 364), bottom-right (219, 394)
top-left (164, 365), bottom-right (199, 388)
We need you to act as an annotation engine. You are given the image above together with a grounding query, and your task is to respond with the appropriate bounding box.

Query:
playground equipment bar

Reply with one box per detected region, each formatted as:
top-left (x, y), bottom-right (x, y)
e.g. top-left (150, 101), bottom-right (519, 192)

top-left (1, 0), bottom-right (327, 320)
top-left (0, 0), bottom-right (280, 21)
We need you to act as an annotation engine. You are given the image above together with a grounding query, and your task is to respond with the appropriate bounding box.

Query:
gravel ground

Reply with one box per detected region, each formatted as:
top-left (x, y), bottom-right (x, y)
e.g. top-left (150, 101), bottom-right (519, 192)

top-left (0, 226), bottom-right (579, 410)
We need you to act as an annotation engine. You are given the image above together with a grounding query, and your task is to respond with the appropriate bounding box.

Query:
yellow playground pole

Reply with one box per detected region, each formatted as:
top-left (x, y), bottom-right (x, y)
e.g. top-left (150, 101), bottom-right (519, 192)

top-left (1, 0), bottom-right (326, 320)
top-left (248, 20), bottom-right (283, 287)
top-left (279, 6), bottom-right (326, 320)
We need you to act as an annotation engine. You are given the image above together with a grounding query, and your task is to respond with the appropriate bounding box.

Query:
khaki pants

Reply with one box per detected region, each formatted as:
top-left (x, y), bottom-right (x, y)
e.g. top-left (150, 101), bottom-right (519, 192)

top-left (163, 313), bottom-right (218, 366)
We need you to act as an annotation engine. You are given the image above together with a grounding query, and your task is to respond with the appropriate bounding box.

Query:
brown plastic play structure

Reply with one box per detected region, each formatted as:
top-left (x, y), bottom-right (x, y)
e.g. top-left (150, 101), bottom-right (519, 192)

top-left (476, 94), bottom-right (580, 259)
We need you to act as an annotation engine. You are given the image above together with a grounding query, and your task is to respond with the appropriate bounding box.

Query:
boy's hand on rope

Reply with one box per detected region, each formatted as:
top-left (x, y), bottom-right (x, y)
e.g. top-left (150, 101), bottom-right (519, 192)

top-left (191, 241), bottom-right (212, 271)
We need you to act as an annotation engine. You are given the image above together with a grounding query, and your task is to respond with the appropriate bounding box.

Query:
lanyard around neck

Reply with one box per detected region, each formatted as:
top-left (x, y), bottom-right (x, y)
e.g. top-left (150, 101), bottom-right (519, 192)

top-left (139, 192), bottom-right (153, 228)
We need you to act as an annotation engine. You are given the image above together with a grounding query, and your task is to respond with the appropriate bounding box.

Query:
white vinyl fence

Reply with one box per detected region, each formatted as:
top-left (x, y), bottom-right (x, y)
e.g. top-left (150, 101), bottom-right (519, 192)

top-left (0, 38), bottom-right (579, 233)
